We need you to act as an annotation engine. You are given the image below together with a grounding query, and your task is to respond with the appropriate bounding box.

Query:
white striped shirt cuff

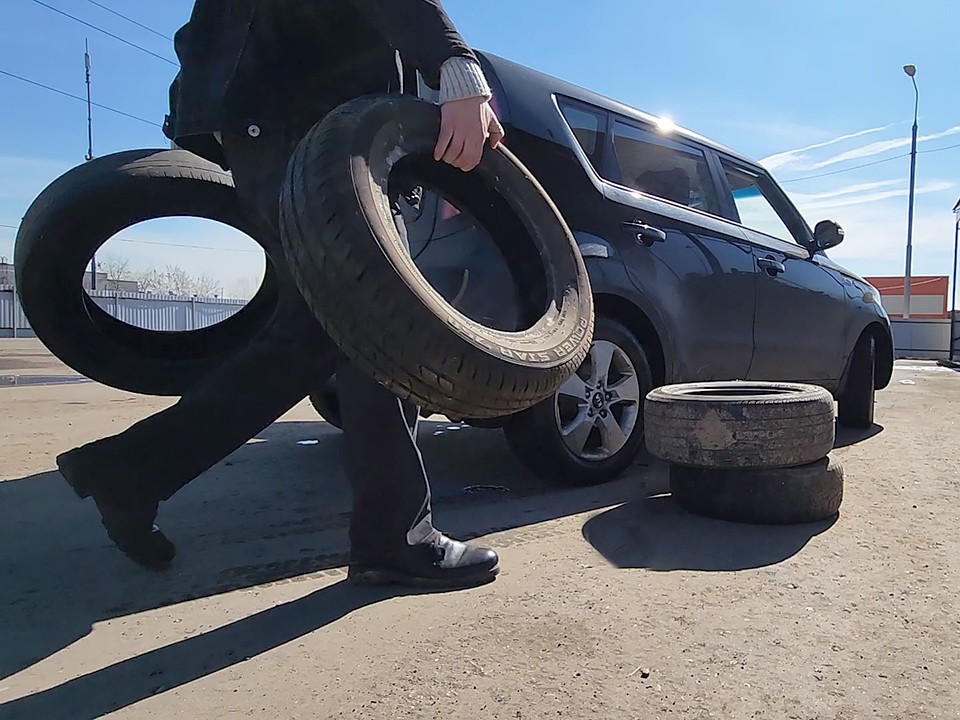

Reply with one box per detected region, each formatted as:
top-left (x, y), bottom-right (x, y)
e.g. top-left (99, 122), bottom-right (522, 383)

top-left (438, 56), bottom-right (492, 104)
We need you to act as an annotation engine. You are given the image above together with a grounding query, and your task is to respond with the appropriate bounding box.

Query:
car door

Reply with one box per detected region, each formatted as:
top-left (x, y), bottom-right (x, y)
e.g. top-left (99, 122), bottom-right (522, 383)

top-left (581, 111), bottom-right (759, 381)
top-left (717, 158), bottom-right (847, 383)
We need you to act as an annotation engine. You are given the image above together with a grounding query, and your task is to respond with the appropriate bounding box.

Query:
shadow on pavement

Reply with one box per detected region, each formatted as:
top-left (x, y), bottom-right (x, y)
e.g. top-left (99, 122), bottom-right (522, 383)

top-left (583, 493), bottom-right (836, 572)
top-left (0, 417), bottom-right (645, 716)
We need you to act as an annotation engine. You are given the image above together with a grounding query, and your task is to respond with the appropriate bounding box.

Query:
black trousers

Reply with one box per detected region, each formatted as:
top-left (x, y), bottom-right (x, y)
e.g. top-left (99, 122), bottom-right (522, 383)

top-left (58, 129), bottom-right (439, 560)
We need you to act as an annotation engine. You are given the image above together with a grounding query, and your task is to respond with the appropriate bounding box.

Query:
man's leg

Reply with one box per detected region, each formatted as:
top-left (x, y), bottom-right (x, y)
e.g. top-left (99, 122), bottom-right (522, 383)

top-left (58, 130), bottom-right (336, 568)
top-left (337, 202), bottom-right (498, 588)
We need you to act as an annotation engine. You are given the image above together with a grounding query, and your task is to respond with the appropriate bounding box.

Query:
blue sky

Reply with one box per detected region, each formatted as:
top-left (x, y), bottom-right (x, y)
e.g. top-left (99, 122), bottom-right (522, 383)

top-left (1, 0), bottom-right (958, 299)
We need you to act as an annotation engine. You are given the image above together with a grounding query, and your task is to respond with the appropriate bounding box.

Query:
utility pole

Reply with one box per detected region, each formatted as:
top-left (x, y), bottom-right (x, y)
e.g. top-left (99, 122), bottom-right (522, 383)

top-left (85, 39), bottom-right (97, 290)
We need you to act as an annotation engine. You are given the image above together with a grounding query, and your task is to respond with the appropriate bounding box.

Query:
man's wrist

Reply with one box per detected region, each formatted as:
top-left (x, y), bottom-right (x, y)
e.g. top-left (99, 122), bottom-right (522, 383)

top-left (438, 56), bottom-right (492, 104)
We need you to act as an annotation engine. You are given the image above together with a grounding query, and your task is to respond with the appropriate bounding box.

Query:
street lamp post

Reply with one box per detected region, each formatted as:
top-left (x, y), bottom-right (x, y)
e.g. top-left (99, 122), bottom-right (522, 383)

top-left (903, 64), bottom-right (919, 319)
top-left (951, 198), bottom-right (960, 362)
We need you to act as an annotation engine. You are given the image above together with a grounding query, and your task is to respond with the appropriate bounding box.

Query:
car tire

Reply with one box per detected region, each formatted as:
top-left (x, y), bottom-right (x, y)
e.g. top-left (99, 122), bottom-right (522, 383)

top-left (278, 94), bottom-right (594, 420)
top-left (503, 317), bottom-right (653, 485)
top-left (644, 381), bottom-right (835, 469)
top-left (837, 333), bottom-right (876, 429)
top-left (309, 375), bottom-right (343, 430)
top-left (669, 457), bottom-right (844, 525)
top-left (14, 148), bottom-right (279, 396)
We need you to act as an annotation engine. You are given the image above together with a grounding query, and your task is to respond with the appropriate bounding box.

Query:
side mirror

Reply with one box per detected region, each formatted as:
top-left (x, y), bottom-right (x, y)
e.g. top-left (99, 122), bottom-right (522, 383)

top-left (813, 219), bottom-right (844, 251)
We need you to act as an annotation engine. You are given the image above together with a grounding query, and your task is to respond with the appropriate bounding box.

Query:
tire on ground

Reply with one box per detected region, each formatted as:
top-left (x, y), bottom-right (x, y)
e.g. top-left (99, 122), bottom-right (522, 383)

top-left (14, 149), bottom-right (279, 396)
top-left (644, 381), bottom-right (835, 469)
top-left (278, 94), bottom-right (594, 419)
top-left (669, 457), bottom-right (844, 524)
top-left (504, 316), bottom-right (653, 486)
top-left (838, 333), bottom-right (876, 429)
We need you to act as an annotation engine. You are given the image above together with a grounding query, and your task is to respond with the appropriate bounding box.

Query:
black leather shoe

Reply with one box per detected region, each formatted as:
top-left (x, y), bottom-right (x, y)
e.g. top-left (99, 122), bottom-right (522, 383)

top-left (348, 534), bottom-right (499, 589)
top-left (58, 454), bottom-right (176, 571)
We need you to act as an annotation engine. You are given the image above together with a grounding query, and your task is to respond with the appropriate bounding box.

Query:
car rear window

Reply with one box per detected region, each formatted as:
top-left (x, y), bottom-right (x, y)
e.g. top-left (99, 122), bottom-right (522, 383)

top-left (609, 120), bottom-right (721, 215)
top-left (558, 100), bottom-right (606, 169)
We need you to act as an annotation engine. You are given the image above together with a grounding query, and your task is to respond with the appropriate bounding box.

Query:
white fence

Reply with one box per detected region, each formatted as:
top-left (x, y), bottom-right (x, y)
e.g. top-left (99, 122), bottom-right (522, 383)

top-left (3, 285), bottom-right (957, 361)
top-left (0, 286), bottom-right (246, 338)
top-left (890, 317), bottom-right (958, 360)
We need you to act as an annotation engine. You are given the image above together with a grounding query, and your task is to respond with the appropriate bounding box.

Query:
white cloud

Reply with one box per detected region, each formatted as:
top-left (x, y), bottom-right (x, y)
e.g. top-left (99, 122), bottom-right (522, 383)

top-left (802, 196), bottom-right (958, 279)
top-left (794, 180), bottom-right (955, 214)
top-left (759, 124), bottom-right (895, 171)
top-left (790, 179), bottom-right (902, 203)
top-left (807, 125), bottom-right (960, 170)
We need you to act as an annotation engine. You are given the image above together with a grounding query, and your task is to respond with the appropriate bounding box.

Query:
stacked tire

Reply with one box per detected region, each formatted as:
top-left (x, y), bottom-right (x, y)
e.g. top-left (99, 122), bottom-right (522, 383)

top-left (644, 381), bottom-right (842, 525)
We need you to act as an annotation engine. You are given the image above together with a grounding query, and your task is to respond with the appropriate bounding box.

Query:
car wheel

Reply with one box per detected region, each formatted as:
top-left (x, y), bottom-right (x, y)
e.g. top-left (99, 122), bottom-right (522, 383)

top-left (670, 457), bottom-right (843, 525)
top-left (837, 333), bottom-right (876, 429)
top-left (503, 317), bottom-right (653, 485)
top-left (309, 374), bottom-right (342, 430)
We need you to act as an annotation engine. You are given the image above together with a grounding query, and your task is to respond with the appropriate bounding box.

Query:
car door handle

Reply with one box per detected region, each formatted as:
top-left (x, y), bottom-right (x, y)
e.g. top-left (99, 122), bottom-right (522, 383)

top-left (622, 220), bottom-right (667, 246)
top-left (757, 256), bottom-right (786, 275)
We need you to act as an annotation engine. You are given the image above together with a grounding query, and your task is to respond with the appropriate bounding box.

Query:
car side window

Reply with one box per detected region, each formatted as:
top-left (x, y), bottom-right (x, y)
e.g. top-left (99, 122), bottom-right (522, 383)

top-left (609, 120), bottom-right (721, 215)
top-left (721, 162), bottom-right (799, 244)
top-left (558, 100), bottom-right (607, 169)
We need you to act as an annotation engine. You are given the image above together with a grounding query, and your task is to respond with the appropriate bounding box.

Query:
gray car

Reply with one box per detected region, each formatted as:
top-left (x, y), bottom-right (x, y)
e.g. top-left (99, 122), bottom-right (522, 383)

top-left (312, 51), bottom-right (894, 486)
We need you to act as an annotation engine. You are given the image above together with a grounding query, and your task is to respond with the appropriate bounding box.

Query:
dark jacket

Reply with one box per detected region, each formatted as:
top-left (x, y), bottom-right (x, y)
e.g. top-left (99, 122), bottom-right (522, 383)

top-left (163, 0), bottom-right (476, 169)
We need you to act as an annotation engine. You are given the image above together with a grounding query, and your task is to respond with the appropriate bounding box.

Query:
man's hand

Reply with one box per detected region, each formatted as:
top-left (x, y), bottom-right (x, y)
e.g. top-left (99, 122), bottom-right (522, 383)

top-left (434, 96), bottom-right (505, 172)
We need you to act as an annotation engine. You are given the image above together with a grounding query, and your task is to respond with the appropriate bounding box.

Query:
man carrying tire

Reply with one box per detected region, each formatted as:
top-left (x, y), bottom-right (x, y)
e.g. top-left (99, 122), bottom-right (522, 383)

top-left (56, 0), bottom-right (506, 590)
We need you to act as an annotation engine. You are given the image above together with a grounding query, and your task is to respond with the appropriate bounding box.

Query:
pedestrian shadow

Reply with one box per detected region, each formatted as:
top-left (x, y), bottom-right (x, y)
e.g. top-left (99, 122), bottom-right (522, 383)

top-left (834, 422), bottom-right (883, 448)
top-left (0, 416), bottom-right (644, 715)
top-left (582, 493), bottom-right (836, 572)
top-left (0, 581), bottom-right (413, 720)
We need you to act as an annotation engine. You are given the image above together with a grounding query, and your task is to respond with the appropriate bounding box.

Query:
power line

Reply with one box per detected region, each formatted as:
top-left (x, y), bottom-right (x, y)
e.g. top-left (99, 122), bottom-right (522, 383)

top-left (83, 0), bottom-right (173, 41)
top-left (780, 154), bottom-right (910, 183)
top-left (111, 237), bottom-right (262, 254)
top-left (780, 141), bottom-right (960, 184)
top-left (0, 68), bottom-right (161, 127)
top-left (28, 0), bottom-right (178, 66)
top-left (0, 227), bottom-right (260, 254)
top-left (920, 141), bottom-right (960, 155)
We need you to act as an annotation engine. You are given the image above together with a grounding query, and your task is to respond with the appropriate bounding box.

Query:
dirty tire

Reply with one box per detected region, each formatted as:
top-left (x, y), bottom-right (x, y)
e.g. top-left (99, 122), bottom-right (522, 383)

top-left (504, 316), bottom-right (653, 486)
top-left (670, 457), bottom-right (844, 524)
top-left (838, 333), bottom-right (876, 429)
top-left (644, 381), bottom-right (835, 469)
top-left (279, 94), bottom-right (594, 419)
top-left (14, 149), bottom-right (278, 396)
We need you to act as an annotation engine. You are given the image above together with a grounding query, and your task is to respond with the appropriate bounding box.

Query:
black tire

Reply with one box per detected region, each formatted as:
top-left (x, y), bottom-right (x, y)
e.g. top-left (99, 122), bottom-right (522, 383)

top-left (309, 375), bottom-right (343, 430)
top-left (308, 374), bottom-right (504, 431)
top-left (279, 94), bottom-right (594, 419)
top-left (838, 333), bottom-right (876, 429)
top-left (644, 381), bottom-right (835, 469)
top-left (504, 317), bottom-right (653, 485)
top-left (669, 457), bottom-right (844, 525)
top-left (14, 149), bottom-right (279, 396)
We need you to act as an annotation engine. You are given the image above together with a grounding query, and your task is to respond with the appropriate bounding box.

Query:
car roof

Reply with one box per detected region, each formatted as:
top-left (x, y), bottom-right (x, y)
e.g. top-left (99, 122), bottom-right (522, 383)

top-left (478, 51), bottom-right (758, 169)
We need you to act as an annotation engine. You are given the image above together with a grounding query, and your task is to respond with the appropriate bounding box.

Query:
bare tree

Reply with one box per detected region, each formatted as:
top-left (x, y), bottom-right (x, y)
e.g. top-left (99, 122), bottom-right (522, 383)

top-left (135, 268), bottom-right (165, 293)
top-left (191, 272), bottom-right (223, 298)
top-left (100, 256), bottom-right (132, 291)
top-left (162, 264), bottom-right (196, 296)
top-left (101, 256), bottom-right (131, 282)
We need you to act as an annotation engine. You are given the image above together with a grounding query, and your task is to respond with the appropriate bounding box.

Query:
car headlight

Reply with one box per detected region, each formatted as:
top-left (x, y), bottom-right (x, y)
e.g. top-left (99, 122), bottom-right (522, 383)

top-left (861, 283), bottom-right (881, 305)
